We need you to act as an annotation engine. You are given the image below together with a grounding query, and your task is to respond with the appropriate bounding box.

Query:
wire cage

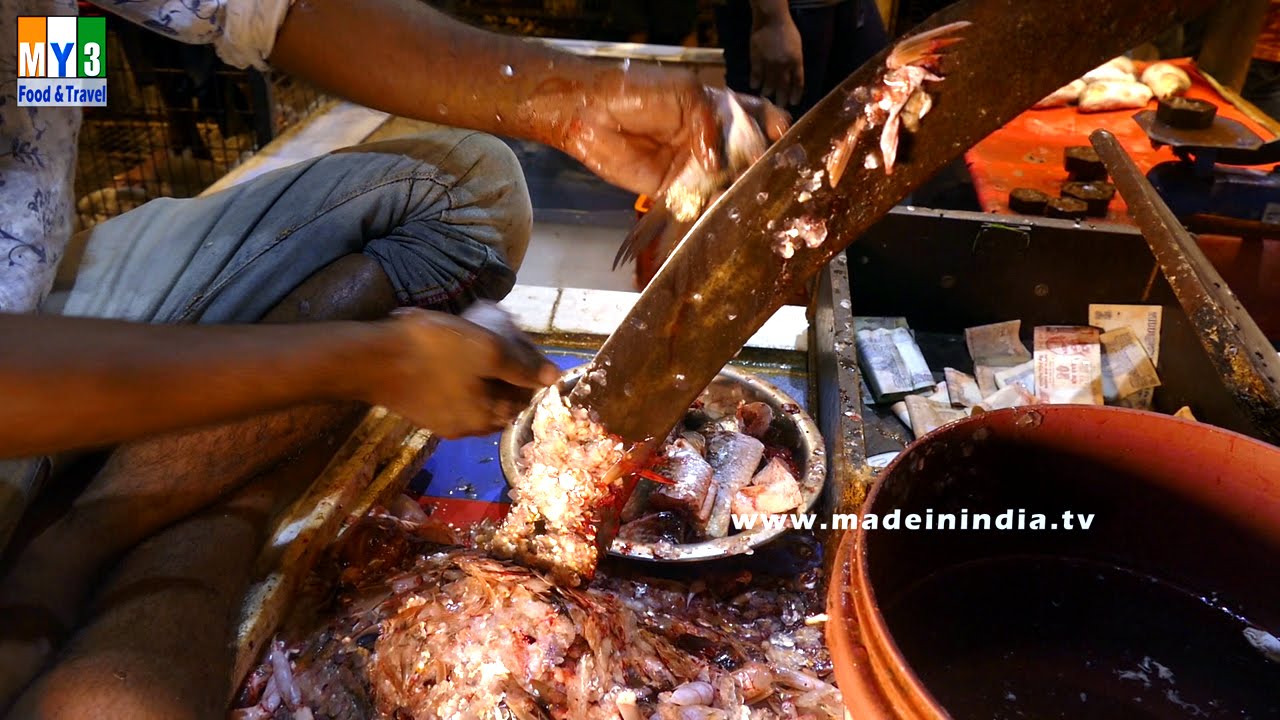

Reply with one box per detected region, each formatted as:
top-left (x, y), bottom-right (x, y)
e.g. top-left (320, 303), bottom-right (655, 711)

top-left (74, 10), bottom-right (327, 231)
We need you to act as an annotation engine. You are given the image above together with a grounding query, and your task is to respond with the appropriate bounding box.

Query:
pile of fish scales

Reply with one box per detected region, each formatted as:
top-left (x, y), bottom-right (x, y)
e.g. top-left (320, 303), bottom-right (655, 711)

top-left (485, 385), bottom-right (626, 586)
top-left (232, 513), bottom-right (841, 720)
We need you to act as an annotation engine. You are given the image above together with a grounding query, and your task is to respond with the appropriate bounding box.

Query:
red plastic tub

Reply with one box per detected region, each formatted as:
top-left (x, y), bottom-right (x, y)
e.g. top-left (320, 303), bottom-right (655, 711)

top-left (828, 406), bottom-right (1280, 718)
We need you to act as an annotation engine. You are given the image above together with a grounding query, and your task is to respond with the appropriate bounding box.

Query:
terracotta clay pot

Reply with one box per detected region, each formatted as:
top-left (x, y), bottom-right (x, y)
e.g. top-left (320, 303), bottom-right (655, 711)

top-left (828, 406), bottom-right (1280, 719)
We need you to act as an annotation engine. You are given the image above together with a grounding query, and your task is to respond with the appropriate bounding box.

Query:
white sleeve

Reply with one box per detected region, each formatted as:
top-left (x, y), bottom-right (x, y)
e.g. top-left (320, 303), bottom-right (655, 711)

top-left (215, 0), bottom-right (295, 70)
top-left (94, 0), bottom-right (294, 70)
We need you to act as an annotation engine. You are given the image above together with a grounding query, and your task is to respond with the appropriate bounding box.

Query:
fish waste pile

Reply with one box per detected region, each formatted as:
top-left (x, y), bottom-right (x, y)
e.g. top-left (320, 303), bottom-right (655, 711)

top-left (232, 513), bottom-right (842, 720)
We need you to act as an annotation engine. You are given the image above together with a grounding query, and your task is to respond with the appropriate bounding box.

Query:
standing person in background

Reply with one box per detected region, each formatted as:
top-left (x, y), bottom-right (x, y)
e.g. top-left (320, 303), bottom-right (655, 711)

top-left (713, 0), bottom-right (980, 210)
top-left (715, 0), bottom-right (890, 117)
top-left (1243, 0), bottom-right (1280, 120)
top-left (620, 0), bottom-right (887, 288)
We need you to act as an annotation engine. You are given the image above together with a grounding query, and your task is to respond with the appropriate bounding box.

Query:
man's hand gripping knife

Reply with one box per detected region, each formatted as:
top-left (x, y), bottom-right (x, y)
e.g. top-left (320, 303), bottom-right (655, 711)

top-left (379, 303), bottom-right (559, 440)
top-left (0, 308), bottom-right (558, 460)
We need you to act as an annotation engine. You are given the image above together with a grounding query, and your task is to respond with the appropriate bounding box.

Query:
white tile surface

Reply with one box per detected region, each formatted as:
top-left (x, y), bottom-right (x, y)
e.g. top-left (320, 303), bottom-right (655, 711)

top-left (518, 224), bottom-right (635, 292)
top-left (748, 305), bottom-right (809, 352)
top-left (498, 285), bottom-right (560, 333)
top-left (543, 286), bottom-right (808, 351)
top-left (551, 288), bottom-right (639, 335)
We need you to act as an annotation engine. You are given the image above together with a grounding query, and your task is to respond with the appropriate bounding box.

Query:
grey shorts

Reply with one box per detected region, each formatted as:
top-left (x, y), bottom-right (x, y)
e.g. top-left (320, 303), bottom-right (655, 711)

top-left (50, 127), bottom-right (533, 323)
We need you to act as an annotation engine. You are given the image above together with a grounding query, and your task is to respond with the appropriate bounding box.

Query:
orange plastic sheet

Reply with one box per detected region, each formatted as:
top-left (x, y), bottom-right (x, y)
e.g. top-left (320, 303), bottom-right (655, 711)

top-left (964, 60), bottom-right (1280, 339)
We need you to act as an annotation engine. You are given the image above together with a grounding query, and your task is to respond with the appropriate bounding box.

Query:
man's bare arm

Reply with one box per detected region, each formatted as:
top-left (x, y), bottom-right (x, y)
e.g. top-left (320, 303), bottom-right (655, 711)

top-left (267, 0), bottom-right (788, 198)
top-left (272, 0), bottom-right (587, 149)
top-left (0, 310), bottom-right (558, 459)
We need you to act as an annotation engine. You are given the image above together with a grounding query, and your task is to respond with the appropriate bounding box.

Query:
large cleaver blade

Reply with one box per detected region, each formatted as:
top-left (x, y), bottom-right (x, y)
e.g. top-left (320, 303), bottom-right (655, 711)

top-left (569, 0), bottom-right (1217, 447)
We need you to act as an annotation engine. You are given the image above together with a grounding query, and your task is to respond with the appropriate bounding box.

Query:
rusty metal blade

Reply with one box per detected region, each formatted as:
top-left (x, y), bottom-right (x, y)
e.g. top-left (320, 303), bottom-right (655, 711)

top-left (231, 408), bottom-right (427, 691)
top-left (1089, 129), bottom-right (1280, 441)
top-left (569, 0), bottom-right (1217, 446)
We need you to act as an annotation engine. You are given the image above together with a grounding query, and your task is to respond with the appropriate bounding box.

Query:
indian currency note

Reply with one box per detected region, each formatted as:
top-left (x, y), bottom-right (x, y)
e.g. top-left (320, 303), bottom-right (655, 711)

top-left (891, 382), bottom-right (947, 429)
top-left (925, 381), bottom-right (950, 405)
top-left (904, 394), bottom-right (969, 438)
top-left (1089, 305), bottom-right (1162, 362)
top-left (1089, 305), bottom-right (1162, 409)
top-left (945, 367), bottom-right (984, 408)
top-left (975, 365), bottom-right (999, 397)
top-left (896, 341), bottom-right (937, 392)
top-left (854, 316), bottom-right (910, 332)
top-left (1034, 326), bottom-right (1104, 405)
top-left (890, 400), bottom-right (911, 427)
top-left (975, 383), bottom-right (1037, 412)
top-left (855, 317), bottom-right (914, 403)
top-left (993, 360), bottom-right (1036, 396)
top-left (856, 326), bottom-right (935, 402)
top-left (1099, 327), bottom-right (1162, 402)
top-left (965, 320), bottom-right (1032, 367)
top-left (859, 374), bottom-right (878, 407)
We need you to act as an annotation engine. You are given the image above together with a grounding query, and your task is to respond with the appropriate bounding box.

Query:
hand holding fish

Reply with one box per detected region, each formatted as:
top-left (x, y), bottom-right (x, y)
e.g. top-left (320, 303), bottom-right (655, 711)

top-left (554, 64), bottom-right (790, 203)
top-left (612, 86), bottom-right (790, 269)
top-left (611, 22), bottom-right (971, 273)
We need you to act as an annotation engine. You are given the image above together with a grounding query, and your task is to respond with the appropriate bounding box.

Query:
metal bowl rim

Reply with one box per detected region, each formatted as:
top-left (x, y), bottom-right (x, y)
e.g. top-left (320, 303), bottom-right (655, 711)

top-left (498, 364), bottom-right (827, 563)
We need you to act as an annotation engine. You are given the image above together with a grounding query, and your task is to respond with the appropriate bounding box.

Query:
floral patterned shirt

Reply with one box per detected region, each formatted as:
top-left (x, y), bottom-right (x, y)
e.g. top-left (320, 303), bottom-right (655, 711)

top-left (0, 0), bottom-right (292, 312)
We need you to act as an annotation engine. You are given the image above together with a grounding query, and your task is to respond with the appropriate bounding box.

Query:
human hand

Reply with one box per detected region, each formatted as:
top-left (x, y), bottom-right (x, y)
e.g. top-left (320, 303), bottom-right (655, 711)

top-left (370, 306), bottom-right (559, 439)
top-left (750, 13), bottom-right (805, 108)
top-left (610, 83), bottom-right (788, 269)
top-left (557, 64), bottom-right (790, 198)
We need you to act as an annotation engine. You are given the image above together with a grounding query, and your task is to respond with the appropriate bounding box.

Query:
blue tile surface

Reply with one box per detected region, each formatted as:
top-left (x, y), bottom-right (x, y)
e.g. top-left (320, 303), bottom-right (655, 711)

top-left (411, 347), bottom-right (808, 503)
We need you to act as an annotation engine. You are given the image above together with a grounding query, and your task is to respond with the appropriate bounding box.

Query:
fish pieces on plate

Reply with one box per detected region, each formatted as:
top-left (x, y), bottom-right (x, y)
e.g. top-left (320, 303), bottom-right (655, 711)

top-left (618, 400), bottom-right (806, 546)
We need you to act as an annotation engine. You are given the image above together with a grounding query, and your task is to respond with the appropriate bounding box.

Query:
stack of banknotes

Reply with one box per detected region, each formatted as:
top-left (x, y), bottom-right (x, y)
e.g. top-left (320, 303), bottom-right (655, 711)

top-left (853, 305), bottom-right (1182, 440)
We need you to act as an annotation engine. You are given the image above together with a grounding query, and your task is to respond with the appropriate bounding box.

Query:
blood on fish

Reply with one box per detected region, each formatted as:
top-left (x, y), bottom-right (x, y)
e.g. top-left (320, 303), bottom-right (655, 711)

top-left (488, 385), bottom-right (628, 586)
top-left (638, 469), bottom-right (676, 486)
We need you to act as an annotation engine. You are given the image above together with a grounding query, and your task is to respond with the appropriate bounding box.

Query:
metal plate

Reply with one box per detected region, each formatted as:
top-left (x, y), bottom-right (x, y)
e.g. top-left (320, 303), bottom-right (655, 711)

top-left (1133, 109), bottom-right (1265, 151)
top-left (500, 365), bottom-right (827, 563)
